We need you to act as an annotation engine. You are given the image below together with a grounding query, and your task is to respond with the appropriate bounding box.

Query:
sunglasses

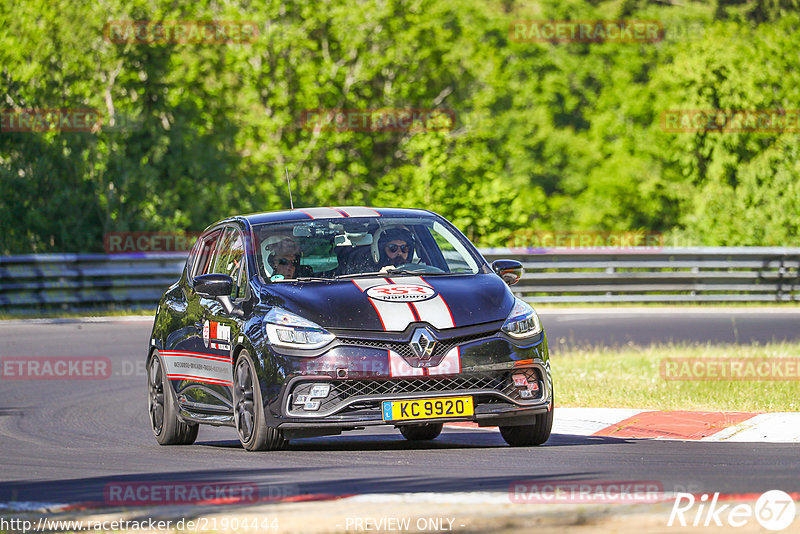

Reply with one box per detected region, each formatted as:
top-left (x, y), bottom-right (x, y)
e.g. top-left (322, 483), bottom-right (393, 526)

top-left (386, 244), bottom-right (408, 253)
top-left (275, 257), bottom-right (298, 266)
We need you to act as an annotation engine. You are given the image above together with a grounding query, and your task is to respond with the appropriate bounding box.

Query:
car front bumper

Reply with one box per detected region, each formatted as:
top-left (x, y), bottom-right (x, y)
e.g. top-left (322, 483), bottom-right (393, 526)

top-left (260, 326), bottom-right (552, 436)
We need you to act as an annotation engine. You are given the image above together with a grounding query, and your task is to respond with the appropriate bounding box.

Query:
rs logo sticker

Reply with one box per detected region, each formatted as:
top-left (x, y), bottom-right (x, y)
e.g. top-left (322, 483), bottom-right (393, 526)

top-left (366, 284), bottom-right (437, 302)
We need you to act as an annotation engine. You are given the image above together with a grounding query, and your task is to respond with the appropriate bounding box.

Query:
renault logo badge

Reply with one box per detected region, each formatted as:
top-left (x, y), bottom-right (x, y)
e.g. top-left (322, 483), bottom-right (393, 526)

top-left (410, 327), bottom-right (437, 360)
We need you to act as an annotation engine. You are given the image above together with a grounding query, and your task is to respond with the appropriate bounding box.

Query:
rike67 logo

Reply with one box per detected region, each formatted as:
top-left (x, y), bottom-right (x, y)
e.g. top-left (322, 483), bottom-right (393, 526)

top-left (668, 490), bottom-right (797, 531)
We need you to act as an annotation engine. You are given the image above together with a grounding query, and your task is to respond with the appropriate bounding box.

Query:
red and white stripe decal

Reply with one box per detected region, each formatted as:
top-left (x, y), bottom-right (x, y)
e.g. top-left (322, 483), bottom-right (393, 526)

top-left (352, 277), bottom-right (455, 331)
top-left (161, 350), bottom-right (230, 363)
top-left (388, 350), bottom-right (425, 377)
top-left (161, 350), bottom-right (233, 386)
top-left (352, 278), bottom-right (416, 331)
top-left (428, 346), bottom-right (461, 376)
top-left (338, 206), bottom-right (382, 217)
top-left (208, 321), bottom-right (219, 350)
top-left (352, 277), bottom-right (460, 376)
top-left (294, 207), bottom-right (382, 219)
top-left (294, 207), bottom-right (345, 219)
top-left (387, 346), bottom-right (461, 378)
top-left (165, 374), bottom-right (234, 387)
top-left (396, 276), bottom-right (455, 329)
top-left (294, 206), bottom-right (381, 219)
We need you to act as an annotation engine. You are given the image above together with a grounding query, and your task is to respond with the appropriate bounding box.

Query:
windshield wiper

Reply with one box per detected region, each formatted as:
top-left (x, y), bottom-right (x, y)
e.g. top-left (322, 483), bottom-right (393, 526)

top-left (335, 268), bottom-right (451, 279)
top-left (335, 271), bottom-right (394, 280)
top-left (269, 276), bottom-right (332, 282)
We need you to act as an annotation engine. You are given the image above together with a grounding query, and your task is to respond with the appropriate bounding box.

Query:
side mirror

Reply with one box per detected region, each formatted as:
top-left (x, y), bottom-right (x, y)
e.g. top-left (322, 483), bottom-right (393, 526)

top-left (492, 259), bottom-right (523, 286)
top-left (193, 274), bottom-right (244, 317)
top-left (194, 274), bottom-right (233, 298)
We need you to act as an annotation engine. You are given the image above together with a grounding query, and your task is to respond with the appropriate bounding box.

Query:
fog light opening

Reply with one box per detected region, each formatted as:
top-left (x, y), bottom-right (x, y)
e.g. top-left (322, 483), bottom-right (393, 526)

top-left (512, 372), bottom-right (540, 399)
top-left (293, 382), bottom-right (332, 411)
top-left (303, 400), bottom-right (321, 411)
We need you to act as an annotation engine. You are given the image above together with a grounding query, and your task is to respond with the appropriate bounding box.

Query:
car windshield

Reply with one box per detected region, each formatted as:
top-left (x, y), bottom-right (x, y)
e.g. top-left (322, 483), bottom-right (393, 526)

top-left (252, 216), bottom-right (483, 282)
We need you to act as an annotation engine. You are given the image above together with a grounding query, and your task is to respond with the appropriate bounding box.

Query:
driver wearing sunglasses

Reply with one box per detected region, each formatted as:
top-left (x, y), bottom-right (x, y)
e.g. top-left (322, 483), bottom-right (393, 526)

top-left (385, 241), bottom-right (409, 263)
top-left (378, 227), bottom-right (414, 268)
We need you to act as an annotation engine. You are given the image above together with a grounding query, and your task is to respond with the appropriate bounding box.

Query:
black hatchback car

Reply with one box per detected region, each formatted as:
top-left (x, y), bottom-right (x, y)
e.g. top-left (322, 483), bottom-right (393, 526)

top-left (147, 207), bottom-right (553, 450)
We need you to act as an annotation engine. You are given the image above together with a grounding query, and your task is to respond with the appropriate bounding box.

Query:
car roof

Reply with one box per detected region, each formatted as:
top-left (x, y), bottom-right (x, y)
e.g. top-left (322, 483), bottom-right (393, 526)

top-left (224, 206), bottom-right (438, 227)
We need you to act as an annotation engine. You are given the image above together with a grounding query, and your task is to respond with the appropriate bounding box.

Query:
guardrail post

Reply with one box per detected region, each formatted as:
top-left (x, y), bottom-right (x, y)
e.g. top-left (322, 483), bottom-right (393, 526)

top-left (772, 255), bottom-right (787, 302)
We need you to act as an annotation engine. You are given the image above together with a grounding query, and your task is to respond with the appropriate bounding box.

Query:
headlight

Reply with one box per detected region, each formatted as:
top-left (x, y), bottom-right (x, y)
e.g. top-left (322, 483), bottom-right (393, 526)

top-left (501, 298), bottom-right (542, 339)
top-left (264, 308), bottom-right (335, 350)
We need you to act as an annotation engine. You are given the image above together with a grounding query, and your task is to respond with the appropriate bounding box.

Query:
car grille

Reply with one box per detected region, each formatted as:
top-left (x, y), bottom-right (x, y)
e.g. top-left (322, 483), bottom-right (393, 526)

top-left (287, 368), bottom-right (542, 417)
top-left (336, 331), bottom-right (495, 359)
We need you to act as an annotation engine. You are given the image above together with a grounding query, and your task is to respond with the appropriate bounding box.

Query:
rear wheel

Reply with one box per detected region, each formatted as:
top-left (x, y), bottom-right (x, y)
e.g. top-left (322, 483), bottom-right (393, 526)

top-left (148, 351), bottom-right (198, 445)
top-left (234, 350), bottom-right (286, 451)
top-left (499, 405), bottom-right (554, 447)
top-left (399, 423), bottom-right (443, 441)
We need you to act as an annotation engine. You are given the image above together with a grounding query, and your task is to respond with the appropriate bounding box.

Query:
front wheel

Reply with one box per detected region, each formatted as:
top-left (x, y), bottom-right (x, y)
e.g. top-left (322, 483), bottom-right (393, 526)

top-left (399, 423), bottom-right (443, 441)
top-left (499, 405), bottom-right (554, 447)
top-left (148, 351), bottom-right (198, 445)
top-left (233, 350), bottom-right (286, 451)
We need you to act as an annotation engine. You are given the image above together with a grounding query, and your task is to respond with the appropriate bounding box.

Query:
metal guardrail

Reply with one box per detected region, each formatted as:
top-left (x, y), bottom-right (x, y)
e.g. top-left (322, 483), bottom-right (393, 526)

top-left (483, 247), bottom-right (800, 303)
top-left (0, 253), bottom-right (187, 313)
top-left (1, 248), bottom-right (798, 313)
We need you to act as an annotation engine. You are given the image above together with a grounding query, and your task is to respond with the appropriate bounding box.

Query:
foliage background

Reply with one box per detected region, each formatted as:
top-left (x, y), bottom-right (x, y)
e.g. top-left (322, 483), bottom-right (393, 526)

top-left (1, 0), bottom-right (799, 253)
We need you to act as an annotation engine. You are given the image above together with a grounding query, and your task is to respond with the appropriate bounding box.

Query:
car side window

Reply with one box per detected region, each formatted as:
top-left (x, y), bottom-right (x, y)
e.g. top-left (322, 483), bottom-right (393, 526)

top-left (210, 226), bottom-right (247, 299)
top-left (427, 222), bottom-right (479, 273)
top-left (191, 230), bottom-right (222, 278)
top-left (185, 236), bottom-right (203, 279)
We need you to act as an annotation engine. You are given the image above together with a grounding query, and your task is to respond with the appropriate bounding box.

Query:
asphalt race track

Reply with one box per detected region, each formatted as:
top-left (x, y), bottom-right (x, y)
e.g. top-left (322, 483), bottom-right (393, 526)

top-left (0, 310), bottom-right (799, 507)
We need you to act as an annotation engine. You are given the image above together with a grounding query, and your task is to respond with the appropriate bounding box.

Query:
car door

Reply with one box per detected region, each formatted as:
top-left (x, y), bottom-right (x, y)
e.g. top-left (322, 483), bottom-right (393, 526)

top-left (193, 225), bottom-right (249, 412)
top-left (161, 227), bottom-right (236, 413)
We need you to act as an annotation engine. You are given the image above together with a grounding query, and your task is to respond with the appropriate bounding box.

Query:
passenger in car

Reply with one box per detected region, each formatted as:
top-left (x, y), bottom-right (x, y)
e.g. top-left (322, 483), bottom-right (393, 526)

top-left (265, 237), bottom-right (302, 279)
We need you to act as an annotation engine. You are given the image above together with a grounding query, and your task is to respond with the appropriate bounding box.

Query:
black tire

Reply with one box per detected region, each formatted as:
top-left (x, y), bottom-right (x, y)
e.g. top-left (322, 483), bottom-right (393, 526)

top-left (499, 405), bottom-right (554, 447)
top-left (234, 350), bottom-right (286, 451)
top-left (148, 351), bottom-right (199, 445)
top-left (399, 423), bottom-right (443, 441)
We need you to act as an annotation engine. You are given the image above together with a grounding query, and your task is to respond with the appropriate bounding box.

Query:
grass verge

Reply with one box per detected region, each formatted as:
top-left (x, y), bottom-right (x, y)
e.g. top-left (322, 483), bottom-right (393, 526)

top-left (554, 341), bottom-right (800, 412)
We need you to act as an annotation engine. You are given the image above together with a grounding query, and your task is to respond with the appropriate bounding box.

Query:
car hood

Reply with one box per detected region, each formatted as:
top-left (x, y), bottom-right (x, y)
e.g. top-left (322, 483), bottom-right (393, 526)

top-left (261, 274), bottom-right (515, 332)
